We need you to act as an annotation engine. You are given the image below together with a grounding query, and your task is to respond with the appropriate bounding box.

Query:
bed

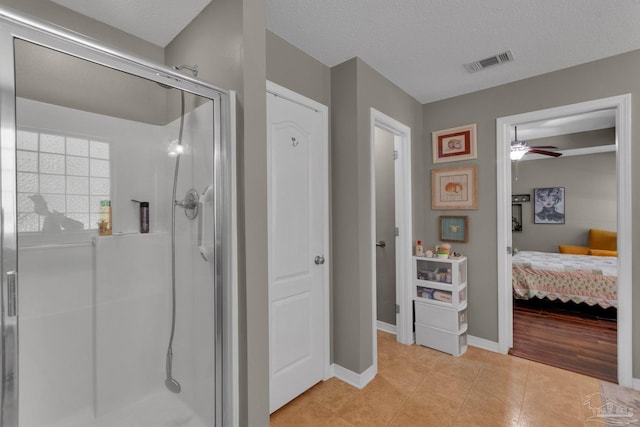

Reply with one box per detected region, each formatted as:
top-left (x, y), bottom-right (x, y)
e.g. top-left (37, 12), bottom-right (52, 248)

top-left (512, 251), bottom-right (617, 309)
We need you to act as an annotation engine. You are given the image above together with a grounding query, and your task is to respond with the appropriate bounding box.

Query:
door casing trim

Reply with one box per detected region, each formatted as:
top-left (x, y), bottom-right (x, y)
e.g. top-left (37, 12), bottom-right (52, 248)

top-left (496, 94), bottom-right (632, 387)
top-left (370, 108), bottom-right (414, 380)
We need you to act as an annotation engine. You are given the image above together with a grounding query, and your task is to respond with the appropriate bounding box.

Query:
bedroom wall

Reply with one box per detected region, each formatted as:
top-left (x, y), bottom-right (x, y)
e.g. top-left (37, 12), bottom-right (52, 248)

top-left (512, 141), bottom-right (616, 253)
top-left (422, 48), bottom-right (640, 378)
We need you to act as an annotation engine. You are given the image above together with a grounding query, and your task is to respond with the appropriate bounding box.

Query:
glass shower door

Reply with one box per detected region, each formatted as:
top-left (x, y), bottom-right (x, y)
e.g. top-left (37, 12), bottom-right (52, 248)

top-left (6, 38), bottom-right (222, 427)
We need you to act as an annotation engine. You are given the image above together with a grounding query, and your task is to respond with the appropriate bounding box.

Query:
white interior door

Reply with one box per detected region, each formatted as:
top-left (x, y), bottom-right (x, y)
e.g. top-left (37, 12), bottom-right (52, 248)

top-left (267, 90), bottom-right (326, 413)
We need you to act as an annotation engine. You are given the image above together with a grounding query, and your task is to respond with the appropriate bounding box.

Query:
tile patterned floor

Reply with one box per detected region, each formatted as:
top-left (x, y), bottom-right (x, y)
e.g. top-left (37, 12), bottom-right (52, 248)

top-left (270, 330), bottom-right (622, 426)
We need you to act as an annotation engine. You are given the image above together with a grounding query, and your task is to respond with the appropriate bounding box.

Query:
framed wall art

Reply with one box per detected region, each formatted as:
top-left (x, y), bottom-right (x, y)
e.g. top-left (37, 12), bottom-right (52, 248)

top-left (432, 123), bottom-right (477, 164)
top-left (431, 165), bottom-right (478, 210)
top-left (440, 215), bottom-right (468, 242)
top-left (533, 187), bottom-right (565, 224)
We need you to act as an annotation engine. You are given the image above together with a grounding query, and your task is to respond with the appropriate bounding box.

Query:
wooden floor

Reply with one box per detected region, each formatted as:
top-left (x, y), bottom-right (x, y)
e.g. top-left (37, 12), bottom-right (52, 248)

top-left (509, 298), bottom-right (617, 383)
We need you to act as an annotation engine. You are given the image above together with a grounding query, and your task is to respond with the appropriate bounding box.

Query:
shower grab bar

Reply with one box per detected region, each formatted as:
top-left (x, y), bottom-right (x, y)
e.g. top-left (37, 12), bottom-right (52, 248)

top-left (198, 185), bottom-right (214, 262)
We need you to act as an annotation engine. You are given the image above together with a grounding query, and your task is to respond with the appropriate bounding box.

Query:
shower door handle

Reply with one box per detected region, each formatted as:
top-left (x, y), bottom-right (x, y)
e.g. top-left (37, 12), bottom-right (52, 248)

top-left (2, 271), bottom-right (18, 427)
top-left (6, 271), bottom-right (17, 317)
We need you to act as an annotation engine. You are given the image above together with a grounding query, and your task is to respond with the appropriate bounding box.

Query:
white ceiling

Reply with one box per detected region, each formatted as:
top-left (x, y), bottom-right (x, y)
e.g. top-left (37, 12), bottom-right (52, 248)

top-left (49, 0), bottom-right (640, 104)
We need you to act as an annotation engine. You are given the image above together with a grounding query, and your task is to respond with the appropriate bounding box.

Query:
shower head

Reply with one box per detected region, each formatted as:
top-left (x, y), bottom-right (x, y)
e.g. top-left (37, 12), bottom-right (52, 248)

top-left (174, 64), bottom-right (198, 77)
top-left (165, 377), bottom-right (182, 394)
top-left (165, 347), bottom-right (182, 394)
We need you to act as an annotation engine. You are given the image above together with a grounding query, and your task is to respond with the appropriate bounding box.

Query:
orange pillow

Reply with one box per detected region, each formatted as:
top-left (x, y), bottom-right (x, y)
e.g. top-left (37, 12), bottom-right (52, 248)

top-left (589, 249), bottom-right (618, 257)
top-left (558, 245), bottom-right (590, 255)
top-left (588, 229), bottom-right (617, 251)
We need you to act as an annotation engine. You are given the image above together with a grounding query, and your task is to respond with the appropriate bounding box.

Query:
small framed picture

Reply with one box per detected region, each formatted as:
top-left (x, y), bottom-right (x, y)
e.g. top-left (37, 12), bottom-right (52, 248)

top-left (533, 187), bottom-right (565, 224)
top-left (432, 123), bottom-right (477, 164)
top-left (431, 165), bottom-right (478, 210)
top-left (440, 216), bottom-right (468, 243)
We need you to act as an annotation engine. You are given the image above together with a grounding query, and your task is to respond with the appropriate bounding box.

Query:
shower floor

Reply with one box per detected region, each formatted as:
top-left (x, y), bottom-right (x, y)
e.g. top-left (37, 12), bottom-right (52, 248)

top-left (38, 390), bottom-right (207, 427)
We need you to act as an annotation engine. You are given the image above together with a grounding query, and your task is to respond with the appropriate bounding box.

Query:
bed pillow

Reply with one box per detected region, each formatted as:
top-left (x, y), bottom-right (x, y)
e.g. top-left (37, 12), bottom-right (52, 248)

top-left (589, 249), bottom-right (618, 257)
top-left (558, 245), bottom-right (590, 255)
top-left (589, 229), bottom-right (617, 251)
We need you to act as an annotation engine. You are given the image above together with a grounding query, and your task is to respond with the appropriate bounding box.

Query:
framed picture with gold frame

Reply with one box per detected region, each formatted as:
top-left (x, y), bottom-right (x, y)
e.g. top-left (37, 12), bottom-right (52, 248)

top-left (431, 165), bottom-right (478, 210)
top-left (440, 215), bottom-right (468, 242)
top-left (432, 123), bottom-right (477, 164)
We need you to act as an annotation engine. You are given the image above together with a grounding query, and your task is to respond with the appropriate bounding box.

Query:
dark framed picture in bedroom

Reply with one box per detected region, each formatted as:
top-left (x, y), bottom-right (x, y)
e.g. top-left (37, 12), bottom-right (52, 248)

top-left (533, 187), bottom-right (565, 224)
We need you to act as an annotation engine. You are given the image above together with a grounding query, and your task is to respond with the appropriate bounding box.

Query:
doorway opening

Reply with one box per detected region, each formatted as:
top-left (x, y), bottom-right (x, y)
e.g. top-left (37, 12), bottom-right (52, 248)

top-left (369, 108), bottom-right (413, 375)
top-left (496, 95), bottom-right (632, 387)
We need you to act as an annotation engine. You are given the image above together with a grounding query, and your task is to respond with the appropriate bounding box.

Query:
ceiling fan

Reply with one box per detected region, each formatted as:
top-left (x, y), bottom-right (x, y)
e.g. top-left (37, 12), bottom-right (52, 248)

top-left (511, 126), bottom-right (562, 160)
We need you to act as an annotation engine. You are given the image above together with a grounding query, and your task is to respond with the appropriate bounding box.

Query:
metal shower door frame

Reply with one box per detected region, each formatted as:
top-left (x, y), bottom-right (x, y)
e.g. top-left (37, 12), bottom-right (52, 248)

top-left (0, 5), bottom-right (236, 427)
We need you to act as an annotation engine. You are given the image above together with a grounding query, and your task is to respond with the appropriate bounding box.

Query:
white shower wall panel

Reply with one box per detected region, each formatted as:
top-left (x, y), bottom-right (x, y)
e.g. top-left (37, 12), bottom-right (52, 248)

top-left (18, 245), bottom-right (93, 427)
top-left (168, 99), bottom-right (217, 425)
top-left (94, 232), bottom-right (171, 416)
top-left (16, 97), bottom-right (217, 426)
top-left (16, 98), bottom-right (169, 236)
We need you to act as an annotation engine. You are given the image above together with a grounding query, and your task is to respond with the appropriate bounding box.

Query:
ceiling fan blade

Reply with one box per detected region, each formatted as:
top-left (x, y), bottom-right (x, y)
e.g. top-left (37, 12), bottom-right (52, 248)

top-left (528, 149), bottom-right (562, 157)
top-left (528, 145), bottom-right (558, 149)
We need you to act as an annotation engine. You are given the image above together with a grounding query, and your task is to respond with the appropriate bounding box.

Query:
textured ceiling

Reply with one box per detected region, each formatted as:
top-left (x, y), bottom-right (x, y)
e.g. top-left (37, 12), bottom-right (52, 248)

top-left (50, 0), bottom-right (211, 47)
top-left (49, 0), bottom-right (640, 104)
top-left (266, 0), bottom-right (640, 103)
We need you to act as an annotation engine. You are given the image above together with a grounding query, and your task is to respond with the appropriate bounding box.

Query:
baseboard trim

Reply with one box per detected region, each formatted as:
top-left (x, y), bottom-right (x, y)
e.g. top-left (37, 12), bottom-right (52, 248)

top-left (376, 320), bottom-right (397, 335)
top-left (632, 378), bottom-right (640, 390)
top-left (331, 363), bottom-right (376, 389)
top-left (468, 335), bottom-right (501, 353)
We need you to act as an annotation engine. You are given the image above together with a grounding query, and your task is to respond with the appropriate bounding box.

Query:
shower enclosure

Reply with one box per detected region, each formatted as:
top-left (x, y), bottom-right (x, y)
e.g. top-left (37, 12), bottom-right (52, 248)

top-left (0, 7), bottom-right (236, 427)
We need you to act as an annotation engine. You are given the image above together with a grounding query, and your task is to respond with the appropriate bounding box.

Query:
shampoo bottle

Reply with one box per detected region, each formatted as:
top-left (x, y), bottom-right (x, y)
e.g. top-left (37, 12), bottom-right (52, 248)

top-left (415, 240), bottom-right (425, 257)
top-left (99, 200), bottom-right (112, 236)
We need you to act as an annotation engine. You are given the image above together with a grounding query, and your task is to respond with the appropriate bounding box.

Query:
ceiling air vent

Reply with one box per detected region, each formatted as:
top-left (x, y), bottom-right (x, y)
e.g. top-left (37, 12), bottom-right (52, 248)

top-left (464, 50), bottom-right (514, 73)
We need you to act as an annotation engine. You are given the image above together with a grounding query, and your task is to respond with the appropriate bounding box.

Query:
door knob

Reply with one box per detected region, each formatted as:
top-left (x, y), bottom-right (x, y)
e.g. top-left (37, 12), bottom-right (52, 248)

top-left (376, 240), bottom-right (386, 248)
top-left (314, 256), bottom-right (325, 265)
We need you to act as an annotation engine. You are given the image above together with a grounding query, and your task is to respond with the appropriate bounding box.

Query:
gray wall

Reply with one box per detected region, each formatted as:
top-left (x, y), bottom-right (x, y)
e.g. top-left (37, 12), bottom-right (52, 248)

top-left (15, 40), bottom-right (167, 125)
top-left (374, 127), bottom-right (396, 326)
top-left (4, 0), bottom-right (167, 125)
top-left (422, 49), bottom-right (640, 375)
top-left (512, 152), bottom-right (616, 253)
top-left (165, 0), bottom-right (268, 425)
top-left (332, 57), bottom-right (423, 373)
top-left (0, 0), bottom-right (164, 62)
top-left (266, 31), bottom-right (331, 107)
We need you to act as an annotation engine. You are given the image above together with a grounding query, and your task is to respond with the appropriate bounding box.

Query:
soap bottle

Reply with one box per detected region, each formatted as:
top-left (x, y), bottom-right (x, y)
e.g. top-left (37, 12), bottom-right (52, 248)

top-left (139, 201), bottom-right (149, 233)
top-left (415, 240), bottom-right (425, 257)
top-left (99, 200), bottom-right (112, 236)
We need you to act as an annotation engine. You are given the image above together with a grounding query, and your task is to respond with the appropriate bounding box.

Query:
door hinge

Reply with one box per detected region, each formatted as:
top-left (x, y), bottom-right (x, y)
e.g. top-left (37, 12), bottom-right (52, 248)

top-left (506, 246), bottom-right (512, 255)
top-left (395, 304), bottom-right (400, 314)
top-left (394, 227), bottom-right (399, 237)
top-left (393, 150), bottom-right (398, 160)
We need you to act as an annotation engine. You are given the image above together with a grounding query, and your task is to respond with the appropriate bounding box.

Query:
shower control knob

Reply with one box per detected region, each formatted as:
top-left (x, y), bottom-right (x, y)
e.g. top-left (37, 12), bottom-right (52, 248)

top-left (314, 256), bottom-right (325, 265)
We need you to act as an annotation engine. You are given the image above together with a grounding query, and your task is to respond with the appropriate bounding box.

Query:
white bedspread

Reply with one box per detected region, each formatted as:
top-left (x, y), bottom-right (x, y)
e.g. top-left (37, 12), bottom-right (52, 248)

top-left (512, 251), bottom-right (617, 309)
